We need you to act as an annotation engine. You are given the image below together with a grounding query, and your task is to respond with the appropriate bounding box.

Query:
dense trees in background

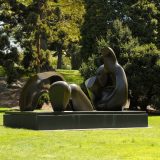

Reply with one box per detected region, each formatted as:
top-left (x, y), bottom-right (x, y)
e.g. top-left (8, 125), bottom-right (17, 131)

top-left (1, 0), bottom-right (160, 109)
top-left (0, 0), bottom-right (84, 72)
top-left (80, 0), bottom-right (160, 110)
top-left (0, 29), bottom-right (21, 83)
top-left (80, 0), bottom-right (160, 61)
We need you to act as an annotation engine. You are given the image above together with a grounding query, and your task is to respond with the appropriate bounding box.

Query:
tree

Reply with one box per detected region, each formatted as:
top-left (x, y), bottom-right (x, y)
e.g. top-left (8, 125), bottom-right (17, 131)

top-left (49, 0), bottom-right (85, 69)
top-left (80, 0), bottom-right (133, 62)
top-left (80, 19), bottom-right (138, 80)
top-left (67, 42), bottom-right (81, 69)
top-left (4, 0), bottom-right (84, 71)
top-left (0, 29), bottom-right (21, 83)
top-left (13, 0), bottom-right (55, 72)
top-left (128, 0), bottom-right (159, 45)
top-left (80, 18), bottom-right (160, 110)
top-left (125, 44), bottom-right (160, 110)
top-left (102, 19), bottom-right (139, 65)
top-left (0, 1), bottom-right (23, 83)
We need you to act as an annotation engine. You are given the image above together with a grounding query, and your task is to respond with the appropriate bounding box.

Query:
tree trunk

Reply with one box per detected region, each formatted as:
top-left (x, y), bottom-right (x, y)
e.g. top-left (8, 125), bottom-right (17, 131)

top-left (36, 34), bottom-right (41, 73)
top-left (57, 49), bottom-right (63, 69)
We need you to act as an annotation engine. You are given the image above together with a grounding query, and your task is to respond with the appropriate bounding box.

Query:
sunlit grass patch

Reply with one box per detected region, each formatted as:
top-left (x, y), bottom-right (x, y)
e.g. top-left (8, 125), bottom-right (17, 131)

top-left (0, 112), bottom-right (160, 160)
top-left (57, 69), bottom-right (84, 85)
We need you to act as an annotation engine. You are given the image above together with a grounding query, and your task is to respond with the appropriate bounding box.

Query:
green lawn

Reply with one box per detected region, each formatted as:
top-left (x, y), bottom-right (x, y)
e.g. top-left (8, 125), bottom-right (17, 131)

top-left (0, 70), bottom-right (160, 159)
top-left (57, 69), bottom-right (84, 85)
top-left (0, 110), bottom-right (160, 160)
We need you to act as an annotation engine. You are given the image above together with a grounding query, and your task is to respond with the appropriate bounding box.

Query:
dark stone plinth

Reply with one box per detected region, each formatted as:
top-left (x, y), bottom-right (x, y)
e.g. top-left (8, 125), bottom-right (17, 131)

top-left (3, 111), bottom-right (148, 130)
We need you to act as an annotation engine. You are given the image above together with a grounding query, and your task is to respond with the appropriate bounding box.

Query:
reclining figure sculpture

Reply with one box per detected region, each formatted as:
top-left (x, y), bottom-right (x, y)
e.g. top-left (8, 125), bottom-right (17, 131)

top-left (19, 71), bottom-right (65, 111)
top-left (19, 47), bottom-right (128, 111)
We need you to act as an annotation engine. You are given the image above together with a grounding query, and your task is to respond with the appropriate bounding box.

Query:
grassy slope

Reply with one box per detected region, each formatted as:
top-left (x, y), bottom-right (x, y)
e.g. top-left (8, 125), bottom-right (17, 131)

top-left (0, 68), bottom-right (83, 84)
top-left (57, 69), bottom-right (84, 85)
top-left (0, 111), bottom-right (160, 160)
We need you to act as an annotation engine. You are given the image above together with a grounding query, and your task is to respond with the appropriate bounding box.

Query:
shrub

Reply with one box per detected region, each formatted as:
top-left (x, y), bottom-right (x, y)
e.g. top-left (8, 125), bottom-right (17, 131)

top-left (36, 92), bottom-right (50, 109)
top-left (79, 54), bottom-right (101, 80)
top-left (125, 43), bottom-right (160, 110)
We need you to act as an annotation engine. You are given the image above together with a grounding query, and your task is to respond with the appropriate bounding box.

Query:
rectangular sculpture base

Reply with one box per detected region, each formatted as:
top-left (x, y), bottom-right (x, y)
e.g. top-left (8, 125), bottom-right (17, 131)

top-left (3, 111), bottom-right (148, 130)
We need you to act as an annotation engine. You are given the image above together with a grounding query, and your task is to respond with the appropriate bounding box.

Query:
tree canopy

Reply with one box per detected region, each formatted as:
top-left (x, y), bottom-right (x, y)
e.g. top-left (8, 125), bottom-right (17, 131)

top-left (1, 0), bottom-right (160, 109)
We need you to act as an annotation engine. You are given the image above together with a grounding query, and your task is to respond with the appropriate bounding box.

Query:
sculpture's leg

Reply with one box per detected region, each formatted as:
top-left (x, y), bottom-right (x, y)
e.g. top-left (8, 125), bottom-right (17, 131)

top-left (49, 81), bottom-right (71, 111)
top-left (70, 84), bottom-right (94, 111)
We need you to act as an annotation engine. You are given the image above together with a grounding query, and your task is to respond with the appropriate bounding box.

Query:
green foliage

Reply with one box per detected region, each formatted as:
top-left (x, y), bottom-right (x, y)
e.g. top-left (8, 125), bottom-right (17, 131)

top-left (97, 19), bottom-right (139, 66)
top-left (80, 0), bottom-right (132, 61)
top-left (80, 0), bottom-right (160, 60)
top-left (1, 0), bottom-right (160, 108)
top-left (128, 0), bottom-right (159, 45)
top-left (80, 18), bottom-right (160, 109)
top-left (36, 92), bottom-right (50, 109)
top-left (80, 19), bottom-right (137, 80)
top-left (80, 0), bottom-right (109, 61)
top-left (125, 43), bottom-right (160, 109)
top-left (1, 0), bottom-right (85, 72)
top-left (68, 42), bottom-right (82, 69)
top-left (17, 0), bottom-right (32, 6)
top-left (62, 56), bottom-right (71, 70)
top-left (79, 54), bottom-right (100, 80)
top-left (0, 29), bottom-right (22, 83)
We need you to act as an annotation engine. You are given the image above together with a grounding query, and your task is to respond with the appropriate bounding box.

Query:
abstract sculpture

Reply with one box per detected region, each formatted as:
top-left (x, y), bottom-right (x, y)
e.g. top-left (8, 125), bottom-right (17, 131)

top-left (19, 72), bottom-right (93, 111)
top-left (19, 47), bottom-right (128, 111)
top-left (19, 71), bottom-right (64, 111)
top-left (85, 47), bottom-right (128, 110)
top-left (49, 82), bottom-right (93, 111)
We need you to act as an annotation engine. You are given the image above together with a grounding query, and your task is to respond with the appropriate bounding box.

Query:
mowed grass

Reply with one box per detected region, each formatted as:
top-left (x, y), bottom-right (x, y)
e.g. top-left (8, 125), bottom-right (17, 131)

top-left (0, 70), bottom-right (160, 159)
top-left (0, 111), bottom-right (160, 160)
top-left (57, 69), bottom-right (84, 85)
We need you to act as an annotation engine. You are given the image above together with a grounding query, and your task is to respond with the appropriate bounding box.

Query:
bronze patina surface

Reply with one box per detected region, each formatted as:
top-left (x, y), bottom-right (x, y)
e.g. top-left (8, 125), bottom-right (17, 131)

top-left (85, 47), bottom-right (128, 111)
top-left (19, 71), bottom-right (64, 111)
top-left (19, 47), bottom-right (128, 111)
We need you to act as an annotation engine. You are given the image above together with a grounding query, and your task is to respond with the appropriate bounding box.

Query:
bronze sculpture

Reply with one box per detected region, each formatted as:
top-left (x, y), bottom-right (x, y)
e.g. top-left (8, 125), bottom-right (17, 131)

top-left (19, 72), bottom-right (93, 111)
top-left (19, 47), bottom-right (128, 111)
top-left (85, 47), bottom-right (128, 110)
top-left (49, 82), bottom-right (93, 111)
top-left (19, 72), bottom-right (64, 111)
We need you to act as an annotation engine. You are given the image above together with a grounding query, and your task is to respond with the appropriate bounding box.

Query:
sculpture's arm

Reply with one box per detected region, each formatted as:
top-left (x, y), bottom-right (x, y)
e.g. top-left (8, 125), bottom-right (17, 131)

top-left (98, 86), bottom-right (117, 105)
top-left (70, 84), bottom-right (94, 111)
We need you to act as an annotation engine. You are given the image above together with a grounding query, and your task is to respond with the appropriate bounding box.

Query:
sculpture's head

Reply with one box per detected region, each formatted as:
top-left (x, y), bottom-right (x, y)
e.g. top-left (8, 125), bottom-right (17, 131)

top-left (101, 47), bottom-right (117, 72)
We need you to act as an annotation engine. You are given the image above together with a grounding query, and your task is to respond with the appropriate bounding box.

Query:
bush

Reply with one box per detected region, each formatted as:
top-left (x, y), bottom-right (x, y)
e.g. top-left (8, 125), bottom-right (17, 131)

top-left (0, 66), bottom-right (6, 77)
top-left (4, 60), bottom-right (24, 84)
top-left (125, 43), bottom-right (160, 110)
top-left (80, 19), bottom-right (160, 110)
top-left (79, 54), bottom-right (101, 80)
top-left (36, 92), bottom-right (50, 109)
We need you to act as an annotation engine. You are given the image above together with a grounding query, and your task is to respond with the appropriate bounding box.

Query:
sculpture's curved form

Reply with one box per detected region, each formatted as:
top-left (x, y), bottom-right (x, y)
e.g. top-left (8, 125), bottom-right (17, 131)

top-left (49, 81), bottom-right (71, 111)
top-left (19, 71), bottom-right (94, 112)
top-left (70, 84), bottom-right (93, 111)
top-left (19, 71), bottom-right (64, 111)
top-left (85, 47), bottom-right (128, 111)
top-left (19, 47), bottom-right (128, 112)
top-left (49, 81), bottom-right (94, 111)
